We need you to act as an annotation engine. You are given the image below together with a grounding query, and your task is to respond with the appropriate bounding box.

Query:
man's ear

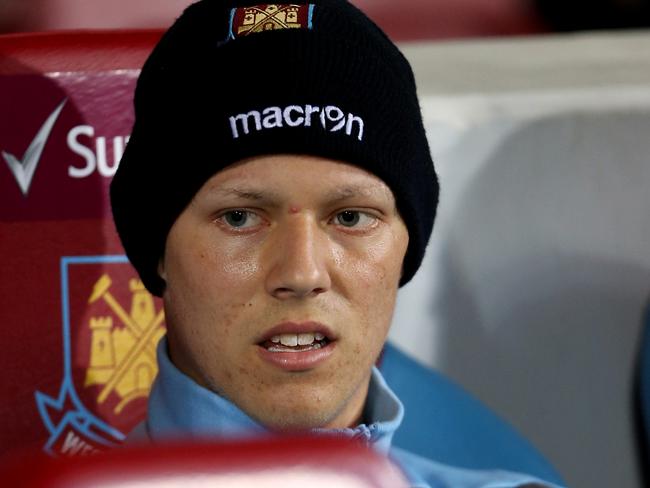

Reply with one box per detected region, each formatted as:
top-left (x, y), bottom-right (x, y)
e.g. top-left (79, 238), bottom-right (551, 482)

top-left (158, 256), bottom-right (167, 281)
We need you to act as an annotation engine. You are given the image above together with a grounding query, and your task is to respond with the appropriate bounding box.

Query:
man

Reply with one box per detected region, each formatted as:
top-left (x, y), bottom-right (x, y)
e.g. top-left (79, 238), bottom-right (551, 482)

top-left (110, 1), bottom-right (561, 486)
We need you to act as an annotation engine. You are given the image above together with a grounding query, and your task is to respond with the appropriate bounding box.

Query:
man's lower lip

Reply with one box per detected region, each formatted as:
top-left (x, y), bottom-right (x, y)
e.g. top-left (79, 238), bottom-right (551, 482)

top-left (257, 342), bottom-right (336, 371)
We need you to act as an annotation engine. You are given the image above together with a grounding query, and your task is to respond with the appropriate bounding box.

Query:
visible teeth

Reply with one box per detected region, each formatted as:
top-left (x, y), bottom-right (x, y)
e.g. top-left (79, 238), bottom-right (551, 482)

top-left (268, 346), bottom-right (300, 353)
top-left (268, 342), bottom-right (322, 353)
top-left (280, 334), bottom-right (298, 347)
top-left (298, 333), bottom-right (315, 345)
top-left (269, 332), bottom-right (325, 348)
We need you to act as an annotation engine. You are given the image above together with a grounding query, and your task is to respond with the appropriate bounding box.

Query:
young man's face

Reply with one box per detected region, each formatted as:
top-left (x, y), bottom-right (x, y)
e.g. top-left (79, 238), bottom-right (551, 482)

top-left (159, 155), bottom-right (409, 430)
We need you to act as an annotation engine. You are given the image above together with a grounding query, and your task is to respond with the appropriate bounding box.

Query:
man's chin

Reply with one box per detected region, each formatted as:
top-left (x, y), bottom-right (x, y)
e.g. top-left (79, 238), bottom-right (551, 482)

top-left (238, 380), bottom-right (370, 431)
top-left (252, 408), bottom-right (347, 432)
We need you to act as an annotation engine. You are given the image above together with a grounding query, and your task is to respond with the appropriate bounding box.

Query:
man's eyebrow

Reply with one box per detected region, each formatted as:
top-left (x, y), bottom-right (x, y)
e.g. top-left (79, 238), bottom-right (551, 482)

top-left (324, 185), bottom-right (393, 204)
top-left (209, 186), bottom-right (280, 202)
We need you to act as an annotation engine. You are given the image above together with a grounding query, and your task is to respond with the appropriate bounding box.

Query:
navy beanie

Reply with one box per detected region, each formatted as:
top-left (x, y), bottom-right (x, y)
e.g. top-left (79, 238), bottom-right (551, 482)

top-left (110, 0), bottom-right (438, 296)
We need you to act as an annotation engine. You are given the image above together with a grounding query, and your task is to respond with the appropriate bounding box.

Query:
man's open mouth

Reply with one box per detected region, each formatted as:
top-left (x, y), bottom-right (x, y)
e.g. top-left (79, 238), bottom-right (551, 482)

top-left (259, 332), bottom-right (331, 353)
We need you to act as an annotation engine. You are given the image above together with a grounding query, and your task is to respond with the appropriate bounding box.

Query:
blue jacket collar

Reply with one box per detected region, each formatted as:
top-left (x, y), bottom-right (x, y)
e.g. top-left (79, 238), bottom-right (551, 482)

top-left (147, 338), bottom-right (404, 455)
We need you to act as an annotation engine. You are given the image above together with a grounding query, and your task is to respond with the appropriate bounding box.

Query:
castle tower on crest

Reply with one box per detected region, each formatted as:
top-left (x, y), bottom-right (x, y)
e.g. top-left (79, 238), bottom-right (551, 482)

top-left (129, 279), bottom-right (155, 329)
top-left (85, 316), bottom-right (115, 386)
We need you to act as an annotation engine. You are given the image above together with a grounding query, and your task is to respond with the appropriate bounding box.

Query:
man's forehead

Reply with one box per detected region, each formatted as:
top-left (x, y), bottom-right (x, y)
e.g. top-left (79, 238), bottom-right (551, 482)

top-left (198, 156), bottom-right (397, 203)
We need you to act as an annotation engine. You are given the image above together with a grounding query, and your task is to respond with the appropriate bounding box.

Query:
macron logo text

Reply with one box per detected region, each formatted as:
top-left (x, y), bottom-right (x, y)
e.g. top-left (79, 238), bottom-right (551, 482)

top-left (229, 104), bottom-right (364, 141)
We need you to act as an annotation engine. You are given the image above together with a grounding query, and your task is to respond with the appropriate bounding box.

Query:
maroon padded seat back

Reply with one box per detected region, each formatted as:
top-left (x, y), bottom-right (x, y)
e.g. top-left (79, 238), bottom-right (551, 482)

top-left (0, 437), bottom-right (409, 488)
top-left (0, 31), bottom-right (166, 458)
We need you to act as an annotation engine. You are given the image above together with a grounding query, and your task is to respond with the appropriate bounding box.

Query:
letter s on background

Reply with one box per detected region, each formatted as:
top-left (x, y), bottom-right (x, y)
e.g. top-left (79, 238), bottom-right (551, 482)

top-left (67, 125), bottom-right (96, 178)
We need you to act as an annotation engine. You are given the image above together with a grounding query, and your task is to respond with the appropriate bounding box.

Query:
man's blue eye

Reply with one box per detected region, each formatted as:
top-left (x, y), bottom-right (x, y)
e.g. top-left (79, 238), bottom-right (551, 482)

top-left (336, 211), bottom-right (360, 227)
top-left (224, 210), bottom-right (248, 227)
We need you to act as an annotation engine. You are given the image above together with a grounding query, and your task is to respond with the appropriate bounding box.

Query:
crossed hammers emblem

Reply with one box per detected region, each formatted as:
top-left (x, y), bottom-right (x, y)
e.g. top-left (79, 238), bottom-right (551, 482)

top-left (88, 274), bottom-right (165, 405)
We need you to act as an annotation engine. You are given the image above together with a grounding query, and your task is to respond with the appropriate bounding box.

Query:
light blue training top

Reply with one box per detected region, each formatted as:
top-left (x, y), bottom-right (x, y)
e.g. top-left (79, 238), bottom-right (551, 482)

top-left (132, 339), bottom-right (563, 488)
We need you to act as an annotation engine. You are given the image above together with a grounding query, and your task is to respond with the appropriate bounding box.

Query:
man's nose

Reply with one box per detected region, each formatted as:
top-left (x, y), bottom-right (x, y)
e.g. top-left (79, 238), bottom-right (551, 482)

top-left (265, 215), bottom-right (332, 299)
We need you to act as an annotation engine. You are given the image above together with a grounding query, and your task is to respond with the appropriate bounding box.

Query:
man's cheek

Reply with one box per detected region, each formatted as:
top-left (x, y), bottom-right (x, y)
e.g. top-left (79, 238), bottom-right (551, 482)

top-left (354, 240), bottom-right (403, 285)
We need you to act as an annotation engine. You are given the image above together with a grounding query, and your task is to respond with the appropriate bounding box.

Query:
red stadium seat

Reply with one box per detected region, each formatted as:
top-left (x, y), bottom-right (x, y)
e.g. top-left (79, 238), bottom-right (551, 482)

top-left (0, 437), bottom-right (409, 488)
top-left (0, 30), bottom-right (165, 457)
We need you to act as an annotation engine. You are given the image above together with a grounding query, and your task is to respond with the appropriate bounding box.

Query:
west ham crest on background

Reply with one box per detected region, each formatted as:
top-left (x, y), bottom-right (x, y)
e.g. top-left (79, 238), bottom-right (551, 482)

top-left (35, 256), bottom-right (165, 456)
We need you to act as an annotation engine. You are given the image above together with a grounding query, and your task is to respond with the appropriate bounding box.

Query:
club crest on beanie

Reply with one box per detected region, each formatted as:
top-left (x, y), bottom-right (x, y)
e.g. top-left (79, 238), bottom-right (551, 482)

top-left (110, 0), bottom-right (439, 296)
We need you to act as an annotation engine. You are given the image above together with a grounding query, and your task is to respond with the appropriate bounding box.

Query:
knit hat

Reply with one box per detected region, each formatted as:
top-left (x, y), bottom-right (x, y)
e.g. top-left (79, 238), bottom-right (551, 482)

top-left (110, 0), bottom-right (438, 296)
